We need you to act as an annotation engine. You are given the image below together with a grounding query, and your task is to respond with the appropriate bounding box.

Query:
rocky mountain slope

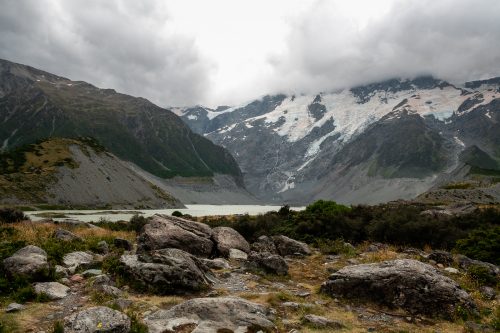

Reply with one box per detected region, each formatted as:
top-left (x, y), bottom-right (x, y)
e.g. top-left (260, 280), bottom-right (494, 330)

top-left (0, 137), bottom-right (182, 209)
top-left (176, 76), bottom-right (500, 204)
top-left (0, 59), bottom-right (242, 181)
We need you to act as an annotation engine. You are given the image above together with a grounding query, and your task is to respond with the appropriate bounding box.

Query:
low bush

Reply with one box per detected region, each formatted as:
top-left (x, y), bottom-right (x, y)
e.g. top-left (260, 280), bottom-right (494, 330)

top-left (0, 208), bottom-right (28, 223)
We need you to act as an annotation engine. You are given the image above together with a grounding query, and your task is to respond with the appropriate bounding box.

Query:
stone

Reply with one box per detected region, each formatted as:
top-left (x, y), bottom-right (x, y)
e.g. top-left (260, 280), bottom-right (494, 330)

top-left (251, 235), bottom-right (278, 254)
top-left (302, 314), bottom-right (344, 329)
top-left (120, 249), bottom-right (212, 294)
top-left (246, 251), bottom-right (289, 275)
top-left (457, 255), bottom-right (499, 280)
top-left (272, 235), bottom-right (311, 256)
top-left (113, 238), bottom-right (133, 251)
top-left (144, 297), bottom-right (275, 333)
top-left (89, 274), bottom-right (112, 286)
top-left (96, 241), bottom-right (109, 254)
top-left (112, 298), bottom-right (133, 311)
top-left (64, 306), bottom-right (130, 333)
top-left (53, 228), bottom-right (82, 242)
top-left (97, 285), bottom-right (124, 298)
top-left (479, 286), bottom-right (496, 300)
top-left (137, 214), bottom-right (214, 257)
top-left (82, 269), bottom-right (102, 277)
top-left (5, 303), bottom-right (24, 313)
top-left (321, 259), bottom-right (476, 319)
top-left (201, 258), bottom-right (231, 270)
top-left (2, 245), bottom-right (49, 279)
top-left (55, 265), bottom-right (69, 277)
top-left (428, 250), bottom-right (454, 266)
top-left (365, 243), bottom-right (388, 252)
top-left (444, 267), bottom-right (460, 274)
top-left (63, 251), bottom-right (94, 273)
top-left (33, 282), bottom-right (70, 300)
top-left (229, 248), bottom-right (248, 260)
top-left (212, 226), bottom-right (250, 257)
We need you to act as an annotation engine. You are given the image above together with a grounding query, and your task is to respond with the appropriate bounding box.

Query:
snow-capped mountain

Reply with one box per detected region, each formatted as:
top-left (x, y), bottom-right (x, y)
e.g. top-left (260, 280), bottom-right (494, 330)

top-left (174, 76), bottom-right (500, 204)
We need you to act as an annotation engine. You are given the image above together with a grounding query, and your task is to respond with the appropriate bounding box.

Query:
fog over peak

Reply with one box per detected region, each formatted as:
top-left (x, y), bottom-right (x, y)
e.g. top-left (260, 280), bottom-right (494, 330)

top-left (1, 0), bottom-right (499, 107)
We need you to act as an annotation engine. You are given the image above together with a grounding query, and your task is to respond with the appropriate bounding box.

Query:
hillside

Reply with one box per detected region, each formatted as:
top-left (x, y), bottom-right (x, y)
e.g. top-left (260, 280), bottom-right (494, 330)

top-left (0, 59), bottom-right (242, 181)
top-left (0, 138), bottom-right (183, 209)
top-left (177, 76), bottom-right (500, 204)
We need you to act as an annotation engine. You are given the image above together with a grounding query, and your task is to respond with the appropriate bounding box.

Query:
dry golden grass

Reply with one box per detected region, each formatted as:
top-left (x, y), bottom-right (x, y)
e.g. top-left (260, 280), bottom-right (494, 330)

top-left (359, 249), bottom-right (399, 263)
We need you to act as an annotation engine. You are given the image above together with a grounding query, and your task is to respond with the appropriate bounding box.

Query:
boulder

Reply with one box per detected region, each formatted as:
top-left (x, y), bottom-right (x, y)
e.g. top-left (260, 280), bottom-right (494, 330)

top-left (119, 249), bottom-right (212, 294)
top-left (251, 235), bottom-right (278, 254)
top-left (53, 228), bottom-right (82, 242)
top-left (457, 255), bottom-right (499, 279)
top-left (212, 227), bottom-right (250, 257)
top-left (144, 297), bottom-right (275, 333)
top-left (63, 251), bottom-right (94, 273)
top-left (114, 238), bottom-right (133, 251)
top-left (5, 303), bottom-right (24, 313)
top-left (201, 258), bottom-right (231, 270)
top-left (428, 250), bottom-right (454, 266)
top-left (137, 214), bottom-right (214, 257)
top-left (96, 284), bottom-right (124, 298)
top-left (302, 314), bottom-right (344, 329)
top-left (2, 245), bottom-right (49, 279)
top-left (96, 241), bottom-right (109, 254)
top-left (229, 248), bottom-right (248, 260)
top-left (33, 282), bottom-right (70, 300)
top-left (272, 235), bottom-right (311, 256)
top-left (479, 286), bottom-right (496, 300)
top-left (321, 259), bottom-right (476, 319)
top-left (64, 306), bottom-right (130, 333)
top-left (246, 252), bottom-right (289, 276)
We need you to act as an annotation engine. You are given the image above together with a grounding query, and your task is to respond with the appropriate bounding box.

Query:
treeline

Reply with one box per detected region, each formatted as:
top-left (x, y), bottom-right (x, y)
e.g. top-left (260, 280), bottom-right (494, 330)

top-left (201, 200), bottom-right (500, 265)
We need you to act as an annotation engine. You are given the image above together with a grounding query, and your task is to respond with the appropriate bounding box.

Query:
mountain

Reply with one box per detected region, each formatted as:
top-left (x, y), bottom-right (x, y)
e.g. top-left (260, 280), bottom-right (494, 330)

top-left (176, 76), bottom-right (500, 204)
top-left (0, 59), bottom-right (242, 181)
top-left (0, 137), bottom-right (182, 209)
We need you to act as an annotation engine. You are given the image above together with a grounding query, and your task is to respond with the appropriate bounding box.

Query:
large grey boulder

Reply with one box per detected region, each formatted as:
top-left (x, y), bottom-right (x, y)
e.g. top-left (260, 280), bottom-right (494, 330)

top-left (251, 235), bottom-right (278, 254)
top-left (457, 255), bottom-right (499, 279)
top-left (144, 297), bottom-right (275, 333)
top-left (138, 214), bottom-right (214, 257)
top-left (272, 235), bottom-right (311, 256)
top-left (63, 251), bottom-right (94, 273)
top-left (212, 226), bottom-right (250, 257)
top-left (33, 282), bottom-right (70, 300)
top-left (321, 259), bottom-right (476, 319)
top-left (64, 306), bottom-right (131, 333)
top-left (2, 245), bottom-right (49, 279)
top-left (246, 251), bottom-right (289, 276)
top-left (53, 228), bottom-right (82, 242)
top-left (120, 249), bottom-right (213, 294)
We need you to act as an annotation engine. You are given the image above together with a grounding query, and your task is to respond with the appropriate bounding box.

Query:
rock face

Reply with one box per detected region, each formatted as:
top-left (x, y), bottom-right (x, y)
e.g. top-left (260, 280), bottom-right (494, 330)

top-left (63, 251), bottom-right (94, 273)
top-left (246, 252), bottom-right (289, 276)
top-left (64, 306), bottom-right (130, 333)
top-left (212, 226), bottom-right (250, 257)
top-left (53, 228), bottom-right (82, 242)
top-left (144, 297), bottom-right (275, 333)
top-left (321, 259), bottom-right (476, 319)
top-left (33, 282), bottom-right (70, 300)
top-left (120, 249), bottom-right (212, 294)
top-left (2, 245), bottom-right (49, 279)
top-left (251, 236), bottom-right (278, 254)
top-left (138, 215), bottom-right (214, 257)
top-left (272, 235), bottom-right (311, 256)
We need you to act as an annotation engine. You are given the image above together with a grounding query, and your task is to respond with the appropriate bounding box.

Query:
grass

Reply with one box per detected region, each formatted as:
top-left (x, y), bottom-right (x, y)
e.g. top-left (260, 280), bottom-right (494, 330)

top-left (441, 182), bottom-right (474, 190)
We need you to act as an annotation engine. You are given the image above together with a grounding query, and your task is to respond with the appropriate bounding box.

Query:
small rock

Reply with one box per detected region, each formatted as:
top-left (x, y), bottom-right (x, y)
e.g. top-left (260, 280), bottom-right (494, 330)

top-left (428, 250), bottom-right (454, 266)
top-left (444, 267), bottom-right (460, 274)
top-left (82, 269), bottom-right (102, 277)
top-left (64, 306), bottom-right (130, 333)
top-left (33, 282), bottom-right (70, 300)
top-left (63, 251), bottom-right (94, 272)
top-left (96, 241), bottom-right (109, 254)
top-left (53, 228), bottom-right (82, 242)
top-left (55, 265), bottom-right (69, 277)
top-left (201, 258), bottom-right (231, 270)
top-left (90, 274), bottom-right (112, 286)
top-left (302, 314), bottom-right (344, 329)
top-left (347, 258), bottom-right (359, 265)
top-left (114, 238), bottom-right (133, 251)
top-left (293, 290), bottom-right (311, 297)
top-left (229, 248), bottom-right (248, 260)
top-left (70, 274), bottom-right (84, 283)
top-left (5, 303), bottom-right (24, 313)
top-left (97, 285), bottom-right (124, 298)
top-left (479, 286), bottom-right (496, 300)
top-left (246, 251), bottom-right (289, 275)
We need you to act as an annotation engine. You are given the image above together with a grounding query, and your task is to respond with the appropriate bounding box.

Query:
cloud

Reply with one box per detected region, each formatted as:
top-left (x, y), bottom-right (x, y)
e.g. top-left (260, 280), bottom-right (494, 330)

top-left (0, 0), bottom-right (211, 106)
top-left (0, 0), bottom-right (499, 106)
top-left (267, 0), bottom-right (500, 95)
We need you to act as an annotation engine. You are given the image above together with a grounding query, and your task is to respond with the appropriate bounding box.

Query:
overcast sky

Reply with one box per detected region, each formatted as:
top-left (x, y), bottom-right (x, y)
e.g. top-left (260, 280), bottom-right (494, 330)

top-left (1, 0), bottom-right (499, 107)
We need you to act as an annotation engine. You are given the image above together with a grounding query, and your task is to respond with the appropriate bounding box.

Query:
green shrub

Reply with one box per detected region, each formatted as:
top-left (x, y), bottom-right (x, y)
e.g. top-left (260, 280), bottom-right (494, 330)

top-left (171, 211), bottom-right (183, 217)
top-left (466, 265), bottom-right (498, 286)
top-left (129, 312), bottom-right (149, 333)
top-left (0, 208), bottom-right (29, 223)
top-left (12, 285), bottom-right (37, 303)
top-left (51, 321), bottom-right (64, 333)
top-left (130, 214), bottom-right (148, 232)
top-left (455, 227), bottom-right (500, 265)
top-left (315, 238), bottom-right (356, 256)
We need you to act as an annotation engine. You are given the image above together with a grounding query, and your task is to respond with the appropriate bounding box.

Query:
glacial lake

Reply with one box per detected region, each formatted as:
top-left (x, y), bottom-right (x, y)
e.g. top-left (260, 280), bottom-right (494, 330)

top-left (26, 204), bottom-right (305, 223)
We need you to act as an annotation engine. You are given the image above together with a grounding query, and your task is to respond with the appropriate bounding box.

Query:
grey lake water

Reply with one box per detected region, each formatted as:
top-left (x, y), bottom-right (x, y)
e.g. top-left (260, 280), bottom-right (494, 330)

top-left (26, 204), bottom-right (305, 223)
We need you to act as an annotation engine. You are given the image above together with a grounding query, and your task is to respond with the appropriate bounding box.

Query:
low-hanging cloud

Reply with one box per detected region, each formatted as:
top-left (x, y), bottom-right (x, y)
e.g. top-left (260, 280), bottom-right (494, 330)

top-left (0, 0), bottom-right (211, 106)
top-left (268, 0), bottom-right (500, 95)
top-left (0, 0), bottom-right (499, 107)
